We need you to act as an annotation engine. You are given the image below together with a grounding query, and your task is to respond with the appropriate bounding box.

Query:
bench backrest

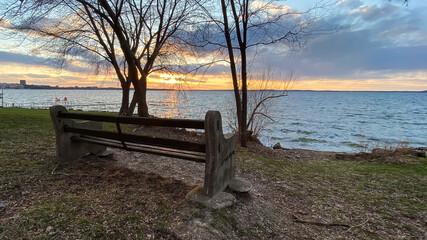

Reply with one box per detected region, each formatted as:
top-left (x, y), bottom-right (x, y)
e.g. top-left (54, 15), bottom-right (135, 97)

top-left (57, 111), bottom-right (207, 160)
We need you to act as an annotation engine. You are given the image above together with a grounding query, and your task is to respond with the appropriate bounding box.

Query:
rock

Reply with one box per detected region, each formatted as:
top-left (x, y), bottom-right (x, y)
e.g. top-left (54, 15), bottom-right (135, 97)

top-left (415, 151), bottom-right (425, 157)
top-left (186, 186), bottom-right (236, 209)
top-left (45, 226), bottom-right (54, 233)
top-left (0, 203), bottom-right (5, 213)
top-left (371, 148), bottom-right (389, 156)
top-left (273, 142), bottom-right (282, 149)
top-left (228, 178), bottom-right (252, 193)
top-left (96, 149), bottom-right (114, 157)
top-left (335, 153), bottom-right (353, 161)
top-left (412, 148), bottom-right (427, 158)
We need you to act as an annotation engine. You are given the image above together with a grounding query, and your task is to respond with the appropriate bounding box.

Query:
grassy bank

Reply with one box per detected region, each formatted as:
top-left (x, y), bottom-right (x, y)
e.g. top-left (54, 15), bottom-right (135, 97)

top-left (0, 108), bottom-right (426, 239)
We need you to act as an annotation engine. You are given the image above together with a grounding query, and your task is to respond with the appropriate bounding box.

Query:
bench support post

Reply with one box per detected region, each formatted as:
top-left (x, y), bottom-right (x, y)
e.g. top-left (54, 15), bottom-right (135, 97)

top-left (50, 105), bottom-right (106, 162)
top-left (187, 111), bottom-right (251, 209)
top-left (204, 111), bottom-right (236, 197)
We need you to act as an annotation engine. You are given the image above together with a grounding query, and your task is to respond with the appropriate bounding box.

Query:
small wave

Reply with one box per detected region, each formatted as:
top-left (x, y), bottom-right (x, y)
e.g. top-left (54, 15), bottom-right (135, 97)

top-left (332, 125), bottom-right (344, 130)
top-left (296, 130), bottom-right (315, 135)
top-left (352, 133), bottom-right (366, 137)
top-left (290, 122), bottom-right (303, 126)
top-left (280, 128), bottom-right (293, 133)
top-left (292, 137), bottom-right (327, 143)
top-left (346, 113), bottom-right (363, 117)
top-left (341, 141), bottom-right (365, 148)
top-left (367, 137), bottom-right (381, 141)
top-left (402, 122), bottom-right (427, 126)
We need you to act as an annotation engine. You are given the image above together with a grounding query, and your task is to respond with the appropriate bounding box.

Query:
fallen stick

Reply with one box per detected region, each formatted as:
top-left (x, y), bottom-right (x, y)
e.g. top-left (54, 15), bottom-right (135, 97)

top-left (345, 218), bottom-right (370, 233)
top-left (292, 213), bottom-right (350, 228)
top-left (51, 162), bottom-right (60, 175)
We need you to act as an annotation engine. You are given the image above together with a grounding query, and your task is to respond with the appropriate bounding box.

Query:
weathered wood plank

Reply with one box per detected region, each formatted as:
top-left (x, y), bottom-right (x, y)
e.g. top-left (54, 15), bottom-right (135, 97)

top-left (64, 126), bottom-right (206, 153)
top-left (58, 112), bottom-right (205, 129)
top-left (72, 136), bottom-right (206, 163)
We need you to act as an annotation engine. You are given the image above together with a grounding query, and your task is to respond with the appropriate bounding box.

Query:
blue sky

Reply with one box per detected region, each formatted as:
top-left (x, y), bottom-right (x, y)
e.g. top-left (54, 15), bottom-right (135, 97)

top-left (0, 0), bottom-right (426, 90)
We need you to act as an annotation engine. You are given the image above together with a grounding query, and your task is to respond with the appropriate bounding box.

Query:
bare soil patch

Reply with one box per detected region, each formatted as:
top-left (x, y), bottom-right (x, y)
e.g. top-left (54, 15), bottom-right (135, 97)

top-left (90, 140), bottom-right (426, 239)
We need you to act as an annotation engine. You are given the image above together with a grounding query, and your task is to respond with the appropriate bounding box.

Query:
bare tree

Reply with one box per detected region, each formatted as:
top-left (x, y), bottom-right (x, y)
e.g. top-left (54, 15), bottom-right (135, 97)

top-left (246, 68), bottom-right (295, 141)
top-left (1, 0), bottom-right (195, 117)
top-left (192, 0), bottom-right (335, 147)
top-left (226, 67), bottom-right (295, 143)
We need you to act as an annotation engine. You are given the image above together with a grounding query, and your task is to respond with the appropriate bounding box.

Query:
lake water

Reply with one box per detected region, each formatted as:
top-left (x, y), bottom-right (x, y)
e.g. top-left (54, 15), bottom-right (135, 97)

top-left (2, 89), bottom-right (426, 152)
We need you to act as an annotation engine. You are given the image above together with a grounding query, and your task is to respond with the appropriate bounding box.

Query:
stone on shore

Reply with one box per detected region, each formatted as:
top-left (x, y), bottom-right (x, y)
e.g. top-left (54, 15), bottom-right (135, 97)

top-left (273, 142), bottom-right (282, 149)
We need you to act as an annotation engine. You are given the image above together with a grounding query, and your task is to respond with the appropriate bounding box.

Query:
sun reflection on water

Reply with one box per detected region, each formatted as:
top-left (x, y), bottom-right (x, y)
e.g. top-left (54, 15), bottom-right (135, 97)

top-left (159, 90), bottom-right (180, 119)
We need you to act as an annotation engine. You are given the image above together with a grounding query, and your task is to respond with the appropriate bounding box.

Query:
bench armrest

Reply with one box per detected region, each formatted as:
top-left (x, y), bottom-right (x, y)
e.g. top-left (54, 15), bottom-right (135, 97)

top-left (203, 111), bottom-right (236, 197)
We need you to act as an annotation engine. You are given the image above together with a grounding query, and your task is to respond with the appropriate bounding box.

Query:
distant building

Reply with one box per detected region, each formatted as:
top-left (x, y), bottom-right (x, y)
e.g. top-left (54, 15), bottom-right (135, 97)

top-left (20, 80), bottom-right (26, 86)
top-left (0, 82), bottom-right (24, 89)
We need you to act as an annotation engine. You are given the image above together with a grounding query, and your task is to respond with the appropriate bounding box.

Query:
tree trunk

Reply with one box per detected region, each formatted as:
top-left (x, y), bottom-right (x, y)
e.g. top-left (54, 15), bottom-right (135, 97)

top-left (241, 74), bottom-right (248, 147)
top-left (127, 75), bottom-right (149, 117)
top-left (240, 45), bottom-right (248, 147)
top-left (124, 64), bottom-right (148, 117)
top-left (220, 0), bottom-right (244, 146)
top-left (127, 92), bottom-right (137, 116)
top-left (137, 75), bottom-right (149, 117)
top-left (119, 83), bottom-right (130, 115)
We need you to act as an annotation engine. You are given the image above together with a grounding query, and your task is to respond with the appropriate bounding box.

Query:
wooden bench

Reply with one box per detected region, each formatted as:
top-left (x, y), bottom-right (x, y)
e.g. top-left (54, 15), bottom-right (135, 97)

top-left (50, 105), bottom-right (251, 208)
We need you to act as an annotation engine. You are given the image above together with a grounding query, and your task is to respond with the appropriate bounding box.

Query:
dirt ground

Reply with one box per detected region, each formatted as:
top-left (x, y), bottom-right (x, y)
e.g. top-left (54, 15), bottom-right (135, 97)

top-left (91, 148), bottom-right (334, 239)
top-left (87, 140), bottom-right (425, 239)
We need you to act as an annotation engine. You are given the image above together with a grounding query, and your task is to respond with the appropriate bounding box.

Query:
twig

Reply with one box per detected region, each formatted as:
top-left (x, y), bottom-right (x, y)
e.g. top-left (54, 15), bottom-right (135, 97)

top-left (345, 218), bottom-right (370, 233)
top-left (51, 163), bottom-right (105, 177)
top-left (292, 213), bottom-right (350, 228)
top-left (51, 162), bottom-right (72, 176)
top-left (51, 162), bottom-right (60, 175)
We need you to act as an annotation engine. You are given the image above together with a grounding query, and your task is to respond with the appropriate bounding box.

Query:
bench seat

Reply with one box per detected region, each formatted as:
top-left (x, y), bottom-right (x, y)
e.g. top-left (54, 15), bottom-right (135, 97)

top-left (72, 135), bottom-right (206, 162)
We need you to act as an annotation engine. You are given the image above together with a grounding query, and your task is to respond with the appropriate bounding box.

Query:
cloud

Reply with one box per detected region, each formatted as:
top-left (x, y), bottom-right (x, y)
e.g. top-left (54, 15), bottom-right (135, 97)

top-left (198, 64), bottom-right (229, 75)
top-left (25, 73), bottom-right (50, 78)
top-left (0, 73), bottom-right (25, 78)
top-left (255, 29), bottom-right (427, 80)
top-left (243, 0), bottom-right (427, 83)
top-left (348, 4), bottom-right (399, 22)
top-left (337, 0), bottom-right (364, 9)
top-left (0, 51), bottom-right (43, 65)
top-left (0, 50), bottom-right (92, 74)
top-left (373, 13), bottom-right (427, 47)
top-left (181, 78), bottom-right (206, 83)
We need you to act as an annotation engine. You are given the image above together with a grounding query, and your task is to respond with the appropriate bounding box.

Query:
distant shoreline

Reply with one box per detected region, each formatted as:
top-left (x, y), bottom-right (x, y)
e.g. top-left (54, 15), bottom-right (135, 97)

top-left (2, 87), bottom-right (426, 93)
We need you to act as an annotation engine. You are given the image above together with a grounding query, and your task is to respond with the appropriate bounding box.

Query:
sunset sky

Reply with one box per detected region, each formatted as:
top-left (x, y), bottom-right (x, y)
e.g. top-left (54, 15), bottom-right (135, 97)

top-left (0, 0), bottom-right (426, 91)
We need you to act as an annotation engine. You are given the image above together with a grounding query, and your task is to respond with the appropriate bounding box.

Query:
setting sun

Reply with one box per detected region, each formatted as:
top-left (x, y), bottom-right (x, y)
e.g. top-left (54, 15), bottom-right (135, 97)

top-left (168, 77), bottom-right (178, 84)
top-left (160, 74), bottom-right (181, 84)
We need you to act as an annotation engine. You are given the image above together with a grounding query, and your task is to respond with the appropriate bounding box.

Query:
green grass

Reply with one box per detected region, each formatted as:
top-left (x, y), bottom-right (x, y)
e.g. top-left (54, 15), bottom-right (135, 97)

top-left (0, 108), bottom-right (184, 239)
top-left (1, 108), bottom-right (426, 239)
top-left (238, 150), bottom-right (426, 238)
